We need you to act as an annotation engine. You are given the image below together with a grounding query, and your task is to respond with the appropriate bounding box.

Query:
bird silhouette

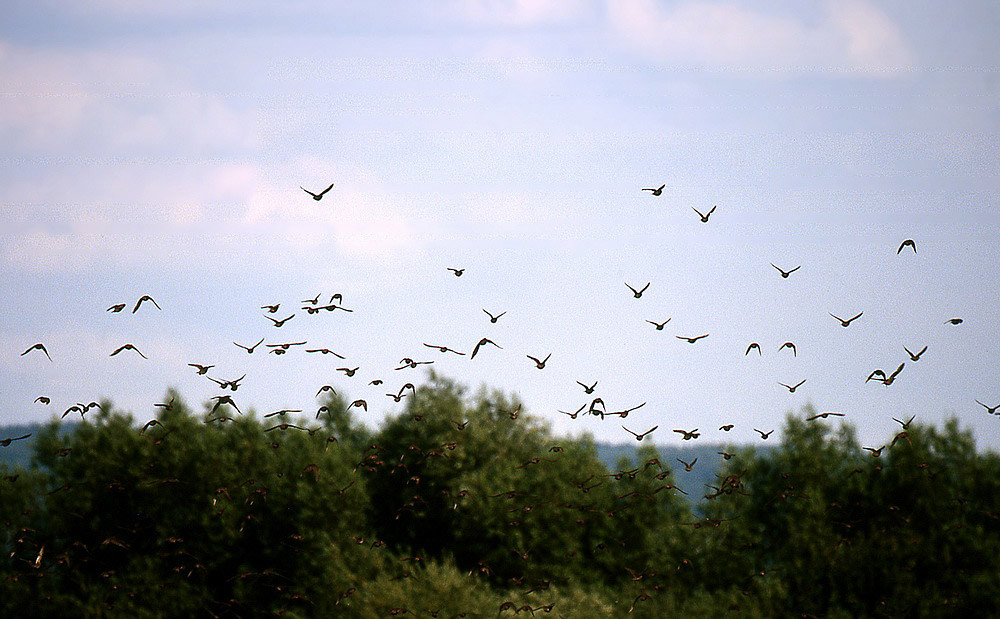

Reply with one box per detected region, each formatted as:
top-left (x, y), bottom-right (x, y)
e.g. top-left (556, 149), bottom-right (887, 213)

top-left (771, 263), bottom-right (801, 278)
top-left (188, 363), bottom-right (214, 374)
top-left (677, 457), bottom-right (698, 471)
top-left (897, 239), bottom-right (916, 254)
top-left (642, 184), bottom-right (665, 196)
top-left (866, 369), bottom-right (887, 383)
top-left (892, 415), bottom-right (916, 429)
top-left (863, 446), bottom-right (885, 457)
top-left (423, 343), bottom-right (465, 355)
top-left (110, 344), bottom-right (147, 359)
top-left (830, 312), bottom-right (863, 327)
top-left (132, 295), bottom-right (161, 313)
top-left (754, 428), bottom-right (774, 440)
top-left (779, 342), bottom-right (797, 356)
top-left (673, 428), bottom-right (700, 440)
top-left (305, 348), bottom-right (346, 358)
top-left (336, 367), bottom-right (359, 377)
top-left (719, 424), bottom-right (734, 431)
top-left (558, 403), bottom-right (587, 419)
top-left (806, 411), bottom-right (844, 421)
top-left (903, 345), bottom-right (927, 361)
top-left (107, 303), bottom-right (126, 313)
top-left (470, 338), bottom-right (501, 359)
top-left (301, 294), bottom-right (321, 305)
top-left (447, 268), bottom-right (464, 277)
top-left (646, 319), bottom-right (671, 330)
top-left (625, 282), bottom-right (650, 298)
top-left (623, 425), bottom-right (658, 441)
top-left (677, 334), bottom-right (709, 344)
top-left (20, 344), bottom-right (52, 361)
top-left (576, 380), bottom-right (598, 394)
top-left (745, 342), bottom-right (761, 355)
top-left (267, 341), bottom-right (306, 352)
top-left (975, 400), bottom-right (999, 415)
top-left (264, 409), bottom-right (302, 418)
top-left (778, 379), bottom-right (806, 393)
top-left (944, 318), bottom-right (963, 325)
top-left (234, 337), bottom-right (265, 354)
top-left (34, 396), bottom-right (50, 405)
top-left (526, 353), bottom-right (551, 369)
top-left (316, 385), bottom-right (336, 397)
top-left (260, 304), bottom-right (280, 313)
top-left (881, 363), bottom-right (905, 386)
top-left (0, 434), bottom-right (31, 447)
top-left (264, 314), bottom-right (295, 327)
top-left (692, 205), bottom-right (716, 222)
top-left (483, 309), bottom-right (506, 323)
top-left (300, 183), bottom-right (334, 201)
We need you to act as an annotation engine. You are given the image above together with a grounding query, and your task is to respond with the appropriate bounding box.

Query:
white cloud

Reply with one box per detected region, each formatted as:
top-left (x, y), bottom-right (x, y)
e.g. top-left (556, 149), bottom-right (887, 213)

top-left (605, 0), bottom-right (913, 75)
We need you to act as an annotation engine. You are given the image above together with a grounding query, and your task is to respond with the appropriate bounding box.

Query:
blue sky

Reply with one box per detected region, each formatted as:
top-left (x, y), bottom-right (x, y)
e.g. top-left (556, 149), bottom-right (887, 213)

top-left (1, 0), bottom-right (997, 450)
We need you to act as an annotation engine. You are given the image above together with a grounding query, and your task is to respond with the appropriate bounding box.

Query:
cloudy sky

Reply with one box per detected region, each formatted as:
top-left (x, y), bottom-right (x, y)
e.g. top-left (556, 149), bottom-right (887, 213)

top-left (1, 0), bottom-right (997, 450)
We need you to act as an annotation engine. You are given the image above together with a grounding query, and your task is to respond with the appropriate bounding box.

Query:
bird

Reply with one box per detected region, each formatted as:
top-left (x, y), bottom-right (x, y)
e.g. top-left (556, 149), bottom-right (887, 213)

top-left (754, 428), bottom-right (774, 440)
top-left (611, 402), bottom-right (647, 418)
top-left (806, 411), bottom-right (844, 421)
top-left (266, 342), bottom-right (307, 352)
top-left (336, 367), bottom-right (359, 377)
top-left (470, 338), bottom-right (501, 359)
top-left (423, 343), bottom-right (465, 355)
top-left (264, 314), bottom-right (295, 327)
top-left (20, 344), bottom-right (52, 361)
top-left (677, 457), bottom-right (698, 472)
top-left (447, 268), bottom-right (464, 277)
top-left (866, 369), bottom-right (887, 383)
top-left (673, 428), bottom-right (700, 440)
top-left (526, 354), bottom-right (551, 369)
top-left (260, 304), bottom-right (280, 313)
top-left (771, 263), bottom-right (801, 278)
top-left (396, 358), bottom-right (433, 370)
top-left (718, 451), bottom-right (735, 460)
top-left (778, 379), bottom-right (806, 393)
top-left (646, 319), bottom-right (671, 330)
top-left (576, 380), bottom-right (598, 394)
top-left (677, 334), bottom-right (709, 344)
top-left (347, 399), bottom-right (368, 411)
top-left (623, 425), bottom-right (658, 441)
top-left (132, 295), bottom-right (161, 313)
top-left (897, 239), bottom-right (916, 254)
top-left (558, 404), bottom-right (587, 419)
top-left (483, 309), bottom-right (506, 323)
top-left (301, 294), bottom-right (321, 305)
top-left (944, 318), bottom-right (963, 325)
top-left (719, 424), bottom-right (734, 431)
top-left (316, 385), bottom-right (336, 397)
top-left (642, 184), bottom-right (665, 196)
top-left (892, 415), bottom-right (916, 429)
top-left (745, 342), bottom-right (761, 356)
top-left (300, 183), bottom-right (334, 201)
top-left (881, 363), bottom-right (905, 386)
top-left (779, 342), bottom-right (797, 356)
top-left (830, 312), bottom-right (863, 327)
top-left (692, 205), bottom-right (716, 222)
top-left (110, 344), bottom-right (147, 359)
top-left (975, 400), bottom-right (999, 415)
top-left (903, 345), bottom-right (927, 361)
top-left (0, 434), bottom-right (31, 447)
top-left (625, 282), bottom-right (650, 298)
top-left (188, 363), bottom-right (214, 374)
top-left (34, 396), bottom-right (50, 405)
top-left (210, 395), bottom-right (241, 415)
top-left (305, 348), bottom-right (346, 358)
top-left (264, 409), bottom-right (301, 418)
top-left (106, 303), bottom-right (126, 313)
top-left (265, 423), bottom-right (311, 433)
top-left (234, 337), bottom-right (265, 354)
top-left (863, 446), bottom-right (885, 457)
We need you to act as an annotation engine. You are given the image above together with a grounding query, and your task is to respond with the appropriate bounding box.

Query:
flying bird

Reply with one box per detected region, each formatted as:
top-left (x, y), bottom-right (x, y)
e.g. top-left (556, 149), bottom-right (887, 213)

top-left (260, 304), bottom-right (280, 313)
top-left (470, 338), bottom-right (501, 359)
top-left (646, 319), bottom-right (671, 330)
top-left (771, 263), bottom-right (800, 278)
top-left (526, 354), bottom-right (551, 369)
top-left (423, 343), bottom-right (465, 355)
top-left (305, 348), bottom-right (346, 358)
top-left (975, 400), bottom-right (999, 415)
top-left (234, 337), bottom-right (265, 354)
top-left (676, 334), bottom-right (709, 344)
top-left (107, 303), bottom-right (126, 313)
top-left (745, 342), bottom-right (761, 356)
top-left (881, 363), bottom-right (905, 386)
top-left (897, 239), bottom-right (916, 254)
top-left (866, 369), bottom-right (887, 383)
top-left (188, 363), bottom-right (214, 374)
top-left (132, 295), bottom-right (161, 313)
top-left (34, 396), bottom-right (50, 405)
top-left (778, 342), bottom-right (797, 356)
top-left (0, 434), bottom-right (31, 448)
top-left (673, 428), bottom-right (700, 440)
top-left (642, 184), bottom-right (665, 196)
top-left (692, 205), bottom-right (716, 222)
top-left (576, 380), bottom-right (598, 394)
top-left (447, 268), bottom-right (464, 277)
top-left (806, 411), bottom-right (844, 421)
top-left (677, 457), bottom-right (698, 472)
top-left (944, 318), bottom-right (963, 325)
top-left (719, 424), bottom-right (734, 431)
top-left (892, 415), bottom-right (916, 429)
top-left (301, 183), bottom-right (334, 201)
top-left (625, 282), bottom-right (650, 298)
top-left (483, 309), bottom-right (506, 323)
top-left (778, 379), bottom-right (806, 393)
top-left (622, 425), bottom-right (658, 441)
top-left (336, 367), bottom-right (359, 377)
top-left (264, 314), bottom-right (295, 327)
top-left (754, 428), bottom-right (774, 440)
top-left (110, 344), bottom-right (147, 359)
top-left (903, 345), bottom-right (927, 361)
top-left (830, 312), bottom-right (863, 327)
top-left (20, 344), bottom-right (52, 361)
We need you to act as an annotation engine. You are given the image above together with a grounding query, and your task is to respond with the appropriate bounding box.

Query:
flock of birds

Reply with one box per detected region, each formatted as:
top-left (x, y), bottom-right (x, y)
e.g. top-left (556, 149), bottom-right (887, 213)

top-left (6, 182), bottom-right (997, 470)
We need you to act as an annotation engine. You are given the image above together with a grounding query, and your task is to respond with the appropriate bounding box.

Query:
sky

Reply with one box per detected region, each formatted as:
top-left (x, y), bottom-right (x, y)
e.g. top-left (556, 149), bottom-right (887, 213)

top-left (1, 0), bottom-right (997, 451)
